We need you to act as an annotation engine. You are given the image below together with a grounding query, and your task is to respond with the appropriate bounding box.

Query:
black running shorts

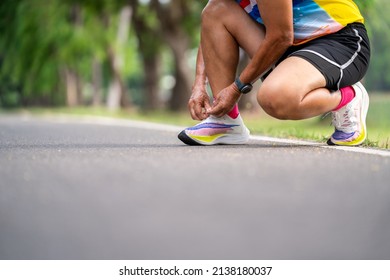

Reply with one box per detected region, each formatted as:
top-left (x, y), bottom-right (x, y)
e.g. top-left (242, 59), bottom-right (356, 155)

top-left (276, 23), bottom-right (371, 91)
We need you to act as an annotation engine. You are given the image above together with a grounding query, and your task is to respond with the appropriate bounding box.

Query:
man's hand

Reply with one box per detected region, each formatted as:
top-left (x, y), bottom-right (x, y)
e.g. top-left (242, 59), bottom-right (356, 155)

top-left (188, 86), bottom-right (212, 121)
top-left (207, 83), bottom-right (241, 118)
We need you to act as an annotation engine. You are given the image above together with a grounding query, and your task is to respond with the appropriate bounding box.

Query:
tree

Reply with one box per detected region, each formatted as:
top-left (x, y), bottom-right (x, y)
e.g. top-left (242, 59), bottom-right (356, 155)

top-left (364, 0), bottom-right (390, 91)
top-left (151, 0), bottom-right (203, 111)
top-left (128, 0), bottom-right (207, 111)
top-left (0, 0), bottom-right (69, 106)
top-left (106, 4), bottom-right (133, 110)
top-left (130, 0), bottom-right (163, 111)
top-left (354, 0), bottom-right (375, 13)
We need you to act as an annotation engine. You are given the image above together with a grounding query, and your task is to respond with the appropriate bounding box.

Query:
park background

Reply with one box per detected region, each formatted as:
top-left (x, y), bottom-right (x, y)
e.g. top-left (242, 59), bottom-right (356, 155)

top-left (1, 0), bottom-right (389, 148)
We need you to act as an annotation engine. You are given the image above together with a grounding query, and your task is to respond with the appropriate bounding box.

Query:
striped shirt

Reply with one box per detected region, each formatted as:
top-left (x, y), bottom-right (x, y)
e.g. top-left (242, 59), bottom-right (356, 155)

top-left (236, 0), bottom-right (364, 45)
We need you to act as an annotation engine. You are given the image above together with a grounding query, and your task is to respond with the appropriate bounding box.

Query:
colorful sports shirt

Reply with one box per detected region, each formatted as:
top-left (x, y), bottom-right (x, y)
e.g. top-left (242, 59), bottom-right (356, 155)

top-left (236, 0), bottom-right (364, 45)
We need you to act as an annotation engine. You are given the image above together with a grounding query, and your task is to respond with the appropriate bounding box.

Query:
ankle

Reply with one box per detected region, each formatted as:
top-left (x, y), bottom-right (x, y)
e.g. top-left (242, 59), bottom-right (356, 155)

top-left (333, 86), bottom-right (355, 111)
top-left (227, 104), bottom-right (240, 119)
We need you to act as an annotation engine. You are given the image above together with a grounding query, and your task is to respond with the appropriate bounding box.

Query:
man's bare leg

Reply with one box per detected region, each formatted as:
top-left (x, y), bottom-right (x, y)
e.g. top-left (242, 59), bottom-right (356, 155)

top-left (258, 56), bottom-right (342, 120)
top-left (201, 0), bottom-right (265, 98)
top-left (201, 1), bottom-right (340, 121)
top-left (177, 1), bottom-right (265, 145)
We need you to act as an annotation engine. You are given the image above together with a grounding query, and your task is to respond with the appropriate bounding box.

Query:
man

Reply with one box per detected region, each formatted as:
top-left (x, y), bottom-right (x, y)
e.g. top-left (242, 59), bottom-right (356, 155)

top-left (178, 0), bottom-right (370, 146)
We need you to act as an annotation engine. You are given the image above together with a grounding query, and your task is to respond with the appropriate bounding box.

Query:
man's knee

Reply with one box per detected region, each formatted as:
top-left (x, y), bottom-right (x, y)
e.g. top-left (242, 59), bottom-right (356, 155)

top-left (202, 0), bottom-right (231, 24)
top-left (257, 82), bottom-right (297, 120)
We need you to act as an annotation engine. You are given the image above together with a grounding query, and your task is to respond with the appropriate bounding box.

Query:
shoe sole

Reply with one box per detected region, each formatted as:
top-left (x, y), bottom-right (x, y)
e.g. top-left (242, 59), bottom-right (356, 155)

top-left (329, 82), bottom-right (369, 146)
top-left (178, 131), bottom-right (202, 146)
top-left (178, 128), bottom-right (250, 146)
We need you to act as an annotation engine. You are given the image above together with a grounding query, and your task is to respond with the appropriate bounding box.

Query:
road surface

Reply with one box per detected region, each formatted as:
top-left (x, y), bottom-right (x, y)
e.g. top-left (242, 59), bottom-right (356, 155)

top-left (1, 114), bottom-right (389, 259)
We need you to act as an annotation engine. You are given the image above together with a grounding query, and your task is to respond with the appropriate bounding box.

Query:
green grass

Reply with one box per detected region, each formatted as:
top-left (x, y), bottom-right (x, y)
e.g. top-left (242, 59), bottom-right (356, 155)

top-left (2, 93), bottom-right (390, 149)
top-left (241, 93), bottom-right (390, 149)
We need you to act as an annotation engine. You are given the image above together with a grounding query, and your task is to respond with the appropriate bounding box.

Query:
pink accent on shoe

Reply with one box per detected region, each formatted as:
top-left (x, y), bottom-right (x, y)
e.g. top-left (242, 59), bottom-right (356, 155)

top-left (227, 104), bottom-right (239, 119)
top-left (333, 86), bottom-right (355, 111)
top-left (187, 127), bottom-right (231, 136)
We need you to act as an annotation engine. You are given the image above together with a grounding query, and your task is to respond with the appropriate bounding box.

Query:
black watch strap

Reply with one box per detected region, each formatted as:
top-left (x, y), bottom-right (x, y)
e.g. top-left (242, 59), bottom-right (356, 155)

top-left (234, 77), bottom-right (253, 94)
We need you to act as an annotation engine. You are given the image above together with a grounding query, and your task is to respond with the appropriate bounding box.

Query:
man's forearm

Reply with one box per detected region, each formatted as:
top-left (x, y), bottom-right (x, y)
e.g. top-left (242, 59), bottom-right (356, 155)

top-left (193, 44), bottom-right (208, 90)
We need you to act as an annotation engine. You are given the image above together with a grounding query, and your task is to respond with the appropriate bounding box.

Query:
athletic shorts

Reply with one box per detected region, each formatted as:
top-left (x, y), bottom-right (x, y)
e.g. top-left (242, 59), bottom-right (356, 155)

top-left (269, 23), bottom-right (371, 91)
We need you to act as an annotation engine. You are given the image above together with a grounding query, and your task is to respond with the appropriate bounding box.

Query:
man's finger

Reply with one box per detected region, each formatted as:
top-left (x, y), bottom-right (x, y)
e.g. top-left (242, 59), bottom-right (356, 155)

top-left (190, 108), bottom-right (199, 120)
top-left (204, 99), bottom-right (212, 112)
top-left (189, 101), bottom-right (201, 120)
top-left (207, 104), bottom-right (224, 117)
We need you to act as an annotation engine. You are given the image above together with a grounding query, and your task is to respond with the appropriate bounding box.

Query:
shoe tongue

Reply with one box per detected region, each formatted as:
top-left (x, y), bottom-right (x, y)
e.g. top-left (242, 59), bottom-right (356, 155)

top-left (209, 115), bottom-right (226, 122)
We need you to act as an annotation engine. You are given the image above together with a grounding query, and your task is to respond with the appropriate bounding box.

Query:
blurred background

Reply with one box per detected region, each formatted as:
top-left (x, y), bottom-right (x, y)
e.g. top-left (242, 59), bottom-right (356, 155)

top-left (0, 0), bottom-right (208, 111)
top-left (1, 0), bottom-right (386, 111)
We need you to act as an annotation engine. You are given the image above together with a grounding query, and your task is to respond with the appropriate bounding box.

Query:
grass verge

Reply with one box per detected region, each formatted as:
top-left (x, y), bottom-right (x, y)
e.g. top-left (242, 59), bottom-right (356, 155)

top-left (2, 93), bottom-right (390, 149)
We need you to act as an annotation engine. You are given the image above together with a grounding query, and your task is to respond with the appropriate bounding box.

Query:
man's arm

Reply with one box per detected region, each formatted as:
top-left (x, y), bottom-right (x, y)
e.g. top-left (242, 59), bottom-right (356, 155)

top-left (239, 0), bottom-right (294, 84)
top-left (192, 45), bottom-right (208, 94)
top-left (188, 44), bottom-right (211, 120)
top-left (207, 0), bottom-right (294, 117)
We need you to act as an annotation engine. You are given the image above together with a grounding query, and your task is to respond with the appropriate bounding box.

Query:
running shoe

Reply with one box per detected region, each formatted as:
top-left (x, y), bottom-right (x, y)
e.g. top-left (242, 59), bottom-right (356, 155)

top-left (328, 82), bottom-right (369, 146)
top-left (178, 114), bottom-right (250, 145)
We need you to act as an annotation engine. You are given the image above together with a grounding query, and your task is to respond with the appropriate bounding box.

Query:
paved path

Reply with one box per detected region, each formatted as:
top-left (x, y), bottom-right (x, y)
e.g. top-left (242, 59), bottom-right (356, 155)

top-left (1, 114), bottom-right (389, 259)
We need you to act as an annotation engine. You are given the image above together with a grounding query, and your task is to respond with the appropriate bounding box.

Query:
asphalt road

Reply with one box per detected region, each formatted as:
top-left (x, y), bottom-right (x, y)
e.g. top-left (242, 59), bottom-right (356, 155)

top-left (1, 114), bottom-right (389, 260)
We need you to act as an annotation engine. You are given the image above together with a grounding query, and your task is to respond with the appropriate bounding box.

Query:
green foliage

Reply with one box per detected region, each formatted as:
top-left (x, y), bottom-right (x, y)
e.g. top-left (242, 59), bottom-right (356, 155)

top-left (132, 2), bottom-right (162, 59)
top-left (181, 0), bottom-right (208, 47)
top-left (354, 0), bottom-right (375, 12)
top-left (1, 0), bottom-right (387, 110)
top-left (0, 0), bottom-right (65, 105)
top-left (0, 0), bottom-right (213, 108)
top-left (13, 92), bottom-right (390, 149)
top-left (363, 0), bottom-right (390, 91)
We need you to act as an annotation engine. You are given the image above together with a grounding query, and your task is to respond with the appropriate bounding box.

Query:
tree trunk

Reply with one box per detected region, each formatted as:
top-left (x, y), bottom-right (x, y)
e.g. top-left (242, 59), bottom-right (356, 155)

top-left (63, 4), bottom-right (83, 107)
top-left (106, 46), bottom-right (129, 110)
top-left (92, 58), bottom-right (102, 107)
top-left (143, 55), bottom-right (161, 111)
top-left (64, 67), bottom-right (81, 107)
top-left (151, 0), bottom-right (192, 112)
top-left (106, 5), bottom-right (133, 111)
top-left (168, 35), bottom-right (192, 111)
top-left (130, 0), bottom-right (163, 111)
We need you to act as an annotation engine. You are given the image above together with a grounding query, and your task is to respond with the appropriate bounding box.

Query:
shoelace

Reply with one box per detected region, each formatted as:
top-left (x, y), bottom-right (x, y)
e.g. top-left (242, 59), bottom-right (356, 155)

top-left (200, 115), bottom-right (230, 124)
top-left (331, 105), bottom-right (358, 131)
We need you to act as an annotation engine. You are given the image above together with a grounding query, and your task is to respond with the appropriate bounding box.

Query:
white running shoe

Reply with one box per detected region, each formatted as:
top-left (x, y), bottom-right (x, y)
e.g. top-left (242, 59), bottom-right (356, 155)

top-left (178, 114), bottom-right (250, 145)
top-left (328, 82), bottom-right (369, 146)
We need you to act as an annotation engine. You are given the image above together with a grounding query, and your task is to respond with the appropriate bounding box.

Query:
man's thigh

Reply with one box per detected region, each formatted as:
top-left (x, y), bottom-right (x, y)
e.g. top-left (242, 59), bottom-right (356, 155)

top-left (279, 23), bottom-right (370, 91)
top-left (261, 56), bottom-right (327, 99)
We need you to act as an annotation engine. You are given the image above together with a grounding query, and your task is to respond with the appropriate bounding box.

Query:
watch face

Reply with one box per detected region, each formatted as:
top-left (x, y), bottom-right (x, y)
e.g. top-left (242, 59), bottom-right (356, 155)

top-left (241, 84), bottom-right (253, 94)
top-left (235, 78), bottom-right (253, 94)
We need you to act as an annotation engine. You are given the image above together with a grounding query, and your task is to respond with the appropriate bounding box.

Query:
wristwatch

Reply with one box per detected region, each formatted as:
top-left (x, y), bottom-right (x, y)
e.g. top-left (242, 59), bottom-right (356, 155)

top-left (234, 77), bottom-right (253, 94)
